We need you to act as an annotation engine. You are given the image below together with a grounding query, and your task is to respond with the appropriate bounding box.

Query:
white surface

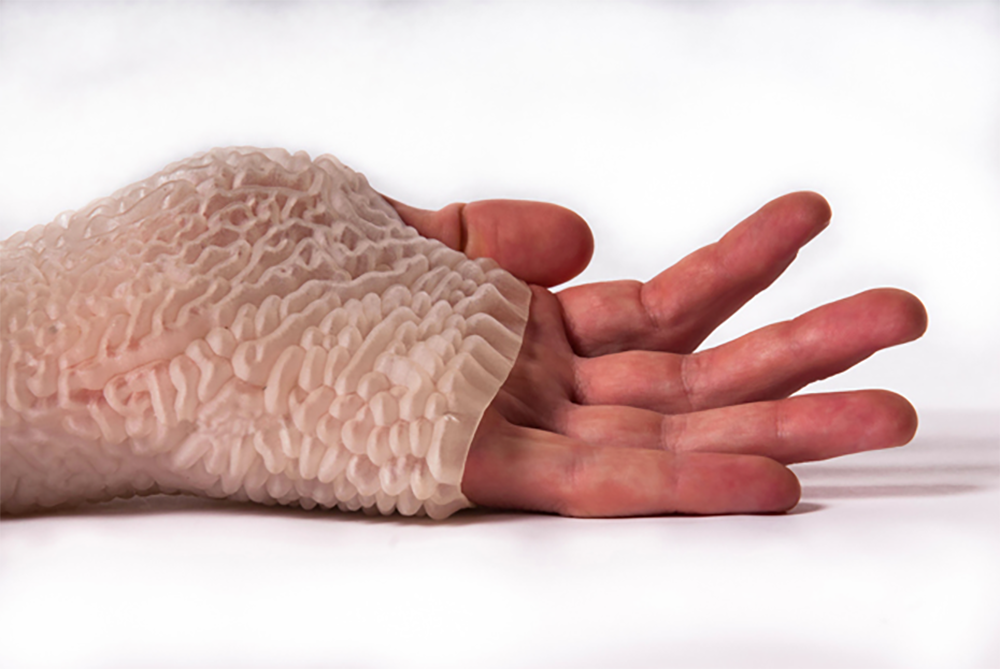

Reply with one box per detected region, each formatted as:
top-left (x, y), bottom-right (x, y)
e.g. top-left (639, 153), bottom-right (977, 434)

top-left (1, 2), bottom-right (998, 668)
top-left (1, 410), bottom-right (997, 669)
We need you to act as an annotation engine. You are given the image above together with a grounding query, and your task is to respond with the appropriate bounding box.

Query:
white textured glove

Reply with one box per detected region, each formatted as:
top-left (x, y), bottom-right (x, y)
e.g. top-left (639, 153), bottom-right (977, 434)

top-left (0, 147), bottom-right (530, 519)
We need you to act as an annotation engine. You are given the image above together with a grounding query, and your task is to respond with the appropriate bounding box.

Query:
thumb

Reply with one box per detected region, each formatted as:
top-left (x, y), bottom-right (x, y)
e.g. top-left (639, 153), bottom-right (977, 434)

top-left (385, 197), bottom-right (594, 288)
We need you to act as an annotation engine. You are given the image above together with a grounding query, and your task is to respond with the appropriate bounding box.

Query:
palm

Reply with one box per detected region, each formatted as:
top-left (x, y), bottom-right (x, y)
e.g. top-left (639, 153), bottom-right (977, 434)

top-left (390, 193), bottom-right (926, 517)
top-left (484, 288), bottom-right (577, 436)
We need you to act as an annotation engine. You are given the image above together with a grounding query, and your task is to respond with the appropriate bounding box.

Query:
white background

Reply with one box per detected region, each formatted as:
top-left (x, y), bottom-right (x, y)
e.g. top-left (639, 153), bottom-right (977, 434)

top-left (1, 2), bottom-right (997, 668)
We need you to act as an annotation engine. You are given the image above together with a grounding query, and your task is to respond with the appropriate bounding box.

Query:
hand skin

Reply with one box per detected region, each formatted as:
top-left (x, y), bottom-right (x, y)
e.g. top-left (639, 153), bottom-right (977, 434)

top-left (389, 193), bottom-right (927, 517)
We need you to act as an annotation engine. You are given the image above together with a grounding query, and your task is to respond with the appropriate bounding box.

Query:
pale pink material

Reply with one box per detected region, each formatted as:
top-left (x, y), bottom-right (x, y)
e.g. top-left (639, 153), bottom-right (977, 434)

top-left (0, 147), bottom-right (530, 519)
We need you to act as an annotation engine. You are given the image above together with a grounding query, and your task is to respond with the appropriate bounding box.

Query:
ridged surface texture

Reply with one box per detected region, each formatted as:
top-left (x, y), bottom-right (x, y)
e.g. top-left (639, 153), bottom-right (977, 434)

top-left (0, 147), bottom-right (531, 519)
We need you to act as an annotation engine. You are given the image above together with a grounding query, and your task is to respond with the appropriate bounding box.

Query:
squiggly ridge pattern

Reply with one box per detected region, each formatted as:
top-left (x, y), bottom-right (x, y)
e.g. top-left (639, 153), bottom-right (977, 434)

top-left (0, 147), bottom-right (530, 519)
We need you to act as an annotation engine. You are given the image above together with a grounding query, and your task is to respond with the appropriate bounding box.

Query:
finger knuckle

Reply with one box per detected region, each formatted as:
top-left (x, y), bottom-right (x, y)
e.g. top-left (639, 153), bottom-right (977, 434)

top-left (553, 446), bottom-right (599, 517)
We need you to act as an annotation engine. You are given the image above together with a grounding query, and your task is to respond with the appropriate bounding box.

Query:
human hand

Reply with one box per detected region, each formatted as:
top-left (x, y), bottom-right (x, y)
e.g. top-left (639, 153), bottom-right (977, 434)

top-left (391, 193), bottom-right (927, 517)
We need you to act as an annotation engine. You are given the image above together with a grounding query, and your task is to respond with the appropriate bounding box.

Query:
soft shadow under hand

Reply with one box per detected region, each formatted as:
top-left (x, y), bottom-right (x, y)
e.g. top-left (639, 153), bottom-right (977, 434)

top-left (795, 434), bottom-right (998, 501)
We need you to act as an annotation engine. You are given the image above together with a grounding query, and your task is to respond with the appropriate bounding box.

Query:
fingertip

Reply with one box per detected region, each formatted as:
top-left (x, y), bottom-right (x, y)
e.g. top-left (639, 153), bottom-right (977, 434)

top-left (771, 191), bottom-right (832, 243)
top-left (719, 191), bottom-right (832, 279)
top-left (866, 288), bottom-right (929, 345)
top-left (548, 203), bottom-right (595, 271)
top-left (792, 191), bottom-right (833, 226)
top-left (465, 199), bottom-right (594, 287)
top-left (677, 453), bottom-right (801, 515)
top-left (779, 463), bottom-right (803, 510)
top-left (537, 203), bottom-right (595, 285)
top-left (754, 457), bottom-right (802, 513)
top-left (865, 389), bottom-right (920, 449)
top-left (895, 289), bottom-right (929, 341)
top-left (886, 391), bottom-right (920, 447)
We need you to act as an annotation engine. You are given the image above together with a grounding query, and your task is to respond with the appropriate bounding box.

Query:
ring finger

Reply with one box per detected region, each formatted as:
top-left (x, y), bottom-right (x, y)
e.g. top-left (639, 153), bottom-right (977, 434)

top-left (561, 390), bottom-right (918, 464)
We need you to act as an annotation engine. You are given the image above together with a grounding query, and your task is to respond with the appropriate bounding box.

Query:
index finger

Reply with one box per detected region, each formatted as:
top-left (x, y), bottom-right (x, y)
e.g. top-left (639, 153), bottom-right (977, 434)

top-left (558, 191), bottom-right (832, 356)
top-left (387, 197), bottom-right (594, 287)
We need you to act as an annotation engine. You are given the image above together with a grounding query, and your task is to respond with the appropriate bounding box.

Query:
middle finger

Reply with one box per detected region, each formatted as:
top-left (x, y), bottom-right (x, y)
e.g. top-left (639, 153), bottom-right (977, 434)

top-left (573, 288), bottom-right (927, 413)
